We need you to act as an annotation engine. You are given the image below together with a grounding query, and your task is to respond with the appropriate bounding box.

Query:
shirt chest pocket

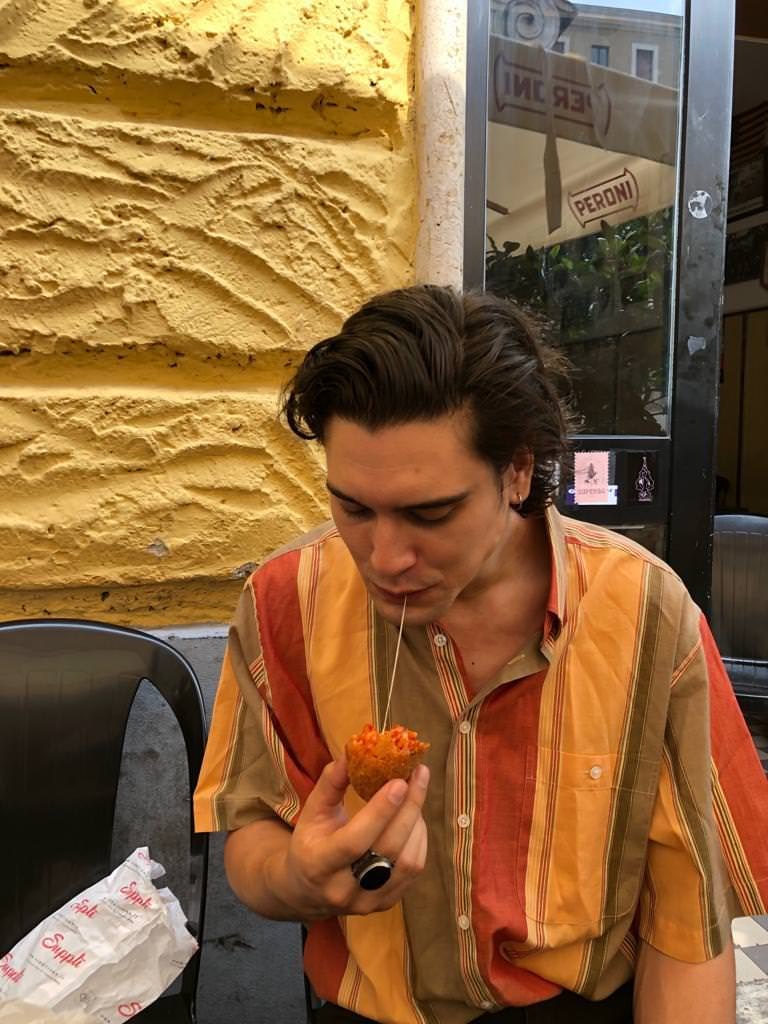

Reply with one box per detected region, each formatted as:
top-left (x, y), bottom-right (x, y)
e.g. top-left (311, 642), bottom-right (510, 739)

top-left (518, 748), bottom-right (655, 928)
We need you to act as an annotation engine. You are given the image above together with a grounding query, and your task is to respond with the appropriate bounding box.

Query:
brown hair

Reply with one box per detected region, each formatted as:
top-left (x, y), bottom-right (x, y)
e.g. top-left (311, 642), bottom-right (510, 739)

top-left (281, 285), bottom-right (573, 516)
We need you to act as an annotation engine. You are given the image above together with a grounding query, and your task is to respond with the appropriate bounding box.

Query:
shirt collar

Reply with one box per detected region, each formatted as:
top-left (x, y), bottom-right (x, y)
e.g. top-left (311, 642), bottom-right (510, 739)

top-left (542, 505), bottom-right (568, 655)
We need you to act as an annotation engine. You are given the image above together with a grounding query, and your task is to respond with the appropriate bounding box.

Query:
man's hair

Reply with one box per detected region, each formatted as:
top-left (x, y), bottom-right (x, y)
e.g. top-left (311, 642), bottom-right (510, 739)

top-left (281, 285), bottom-right (573, 516)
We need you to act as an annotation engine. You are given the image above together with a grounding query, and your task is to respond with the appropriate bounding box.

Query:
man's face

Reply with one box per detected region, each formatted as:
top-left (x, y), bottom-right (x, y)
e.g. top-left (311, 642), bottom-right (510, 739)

top-left (324, 411), bottom-right (530, 626)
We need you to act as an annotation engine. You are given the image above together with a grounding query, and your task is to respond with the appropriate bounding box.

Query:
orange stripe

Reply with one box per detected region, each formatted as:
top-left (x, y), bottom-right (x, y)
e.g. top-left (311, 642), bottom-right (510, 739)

top-left (255, 549), bottom-right (330, 794)
top-left (304, 918), bottom-right (353, 1007)
top-left (712, 769), bottom-right (764, 914)
top-left (703, 614), bottom-right (768, 913)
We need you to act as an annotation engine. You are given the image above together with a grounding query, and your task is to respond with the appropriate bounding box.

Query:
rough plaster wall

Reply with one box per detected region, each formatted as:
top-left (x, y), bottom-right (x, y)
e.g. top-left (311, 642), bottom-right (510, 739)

top-left (0, 0), bottom-right (416, 625)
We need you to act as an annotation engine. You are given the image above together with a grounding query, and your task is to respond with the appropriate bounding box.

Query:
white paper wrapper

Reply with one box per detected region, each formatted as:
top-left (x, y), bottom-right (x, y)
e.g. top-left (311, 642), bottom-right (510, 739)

top-left (0, 1002), bottom-right (95, 1023)
top-left (0, 848), bottom-right (198, 1023)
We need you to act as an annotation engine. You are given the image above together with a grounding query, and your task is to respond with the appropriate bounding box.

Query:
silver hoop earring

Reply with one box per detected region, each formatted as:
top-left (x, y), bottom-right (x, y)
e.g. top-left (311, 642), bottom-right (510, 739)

top-left (512, 491), bottom-right (524, 511)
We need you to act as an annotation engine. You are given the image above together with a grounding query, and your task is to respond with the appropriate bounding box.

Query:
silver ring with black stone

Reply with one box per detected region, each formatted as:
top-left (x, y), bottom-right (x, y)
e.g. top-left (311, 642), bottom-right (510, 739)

top-left (351, 850), bottom-right (394, 891)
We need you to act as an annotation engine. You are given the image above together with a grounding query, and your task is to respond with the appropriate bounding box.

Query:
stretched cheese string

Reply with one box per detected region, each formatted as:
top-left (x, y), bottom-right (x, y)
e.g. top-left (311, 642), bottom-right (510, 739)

top-left (383, 595), bottom-right (407, 729)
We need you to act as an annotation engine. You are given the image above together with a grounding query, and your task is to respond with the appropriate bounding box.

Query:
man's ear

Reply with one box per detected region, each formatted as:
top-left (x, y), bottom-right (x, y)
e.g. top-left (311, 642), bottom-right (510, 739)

top-left (501, 451), bottom-right (534, 502)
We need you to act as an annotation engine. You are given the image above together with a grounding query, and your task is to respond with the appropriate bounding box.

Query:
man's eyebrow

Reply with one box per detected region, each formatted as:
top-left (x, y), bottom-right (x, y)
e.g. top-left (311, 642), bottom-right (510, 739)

top-left (326, 481), bottom-right (470, 511)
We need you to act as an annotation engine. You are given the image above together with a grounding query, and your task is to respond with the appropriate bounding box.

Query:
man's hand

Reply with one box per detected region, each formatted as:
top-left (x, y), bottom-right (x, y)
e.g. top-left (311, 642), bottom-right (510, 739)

top-left (224, 757), bottom-right (430, 922)
top-left (634, 938), bottom-right (736, 1024)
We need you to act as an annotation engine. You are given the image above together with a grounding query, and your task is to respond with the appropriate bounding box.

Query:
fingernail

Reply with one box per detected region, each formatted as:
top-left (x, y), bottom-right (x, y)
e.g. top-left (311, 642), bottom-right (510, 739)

top-left (387, 780), bottom-right (407, 805)
top-left (413, 764), bottom-right (429, 788)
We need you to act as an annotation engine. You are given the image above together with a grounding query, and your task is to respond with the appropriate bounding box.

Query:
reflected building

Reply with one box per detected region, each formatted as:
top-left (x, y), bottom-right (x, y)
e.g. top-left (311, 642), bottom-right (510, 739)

top-left (490, 1), bottom-right (681, 87)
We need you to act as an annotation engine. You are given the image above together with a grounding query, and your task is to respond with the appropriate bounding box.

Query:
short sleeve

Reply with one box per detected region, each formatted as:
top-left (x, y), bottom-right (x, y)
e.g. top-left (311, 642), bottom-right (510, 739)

top-left (193, 557), bottom-right (331, 832)
top-left (637, 607), bottom-right (768, 961)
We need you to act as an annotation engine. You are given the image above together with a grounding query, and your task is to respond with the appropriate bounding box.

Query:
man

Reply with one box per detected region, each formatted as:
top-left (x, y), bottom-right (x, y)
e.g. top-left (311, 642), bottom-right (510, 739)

top-left (194, 286), bottom-right (768, 1023)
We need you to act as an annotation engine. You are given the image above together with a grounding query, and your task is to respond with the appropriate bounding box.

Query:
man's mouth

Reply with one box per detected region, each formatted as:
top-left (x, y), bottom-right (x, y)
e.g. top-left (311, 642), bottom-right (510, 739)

top-left (371, 583), bottom-right (436, 603)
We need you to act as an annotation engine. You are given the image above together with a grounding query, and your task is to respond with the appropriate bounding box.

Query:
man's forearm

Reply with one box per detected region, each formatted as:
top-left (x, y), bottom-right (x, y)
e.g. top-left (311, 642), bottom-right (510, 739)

top-left (634, 938), bottom-right (736, 1024)
top-left (224, 818), bottom-right (309, 922)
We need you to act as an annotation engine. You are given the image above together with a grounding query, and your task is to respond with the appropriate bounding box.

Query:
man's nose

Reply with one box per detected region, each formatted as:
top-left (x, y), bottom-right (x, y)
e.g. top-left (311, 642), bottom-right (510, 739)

top-left (368, 517), bottom-right (418, 578)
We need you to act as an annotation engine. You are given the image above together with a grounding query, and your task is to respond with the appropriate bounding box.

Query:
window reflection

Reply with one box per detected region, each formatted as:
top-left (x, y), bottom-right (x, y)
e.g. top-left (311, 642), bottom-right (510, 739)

top-left (485, 0), bottom-right (684, 436)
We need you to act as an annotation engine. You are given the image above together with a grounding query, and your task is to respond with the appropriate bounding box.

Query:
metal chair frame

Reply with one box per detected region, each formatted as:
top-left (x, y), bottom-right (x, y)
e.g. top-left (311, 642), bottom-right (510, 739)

top-left (712, 515), bottom-right (768, 721)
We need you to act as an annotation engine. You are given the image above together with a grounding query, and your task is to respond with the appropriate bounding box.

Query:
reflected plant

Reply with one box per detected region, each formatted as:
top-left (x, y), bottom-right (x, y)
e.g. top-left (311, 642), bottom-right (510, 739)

top-left (485, 210), bottom-right (674, 434)
top-left (485, 209), bottom-right (673, 338)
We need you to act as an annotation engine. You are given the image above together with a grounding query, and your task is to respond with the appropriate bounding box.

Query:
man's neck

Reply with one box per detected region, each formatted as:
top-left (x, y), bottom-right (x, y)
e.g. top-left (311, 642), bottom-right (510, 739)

top-left (440, 514), bottom-right (552, 641)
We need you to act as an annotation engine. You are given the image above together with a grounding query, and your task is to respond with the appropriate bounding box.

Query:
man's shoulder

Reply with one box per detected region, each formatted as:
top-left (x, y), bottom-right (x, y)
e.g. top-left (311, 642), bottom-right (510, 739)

top-left (241, 520), bottom-right (359, 593)
top-left (557, 513), bottom-right (686, 591)
top-left (556, 514), bottom-right (699, 650)
top-left (234, 521), bottom-right (350, 626)
top-left (258, 520), bottom-right (342, 570)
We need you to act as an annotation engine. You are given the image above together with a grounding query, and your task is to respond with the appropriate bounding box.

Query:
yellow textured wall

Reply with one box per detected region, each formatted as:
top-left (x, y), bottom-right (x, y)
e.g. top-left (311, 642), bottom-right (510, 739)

top-left (0, 0), bottom-right (415, 625)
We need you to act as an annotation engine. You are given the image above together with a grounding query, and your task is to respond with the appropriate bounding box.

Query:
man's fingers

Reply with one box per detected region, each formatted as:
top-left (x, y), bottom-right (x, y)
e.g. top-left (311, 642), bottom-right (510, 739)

top-left (392, 814), bottom-right (428, 877)
top-left (303, 768), bottom-right (429, 914)
top-left (322, 776), bottom-right (408, 868)
top-left (303, 757), bottom-right (350, 819)
top-left (329, 764), bottom-right (430, 869)
top-left (368, 764), bottom-right (429, 860)
top-left (347, 820), bottom-right (428, 913)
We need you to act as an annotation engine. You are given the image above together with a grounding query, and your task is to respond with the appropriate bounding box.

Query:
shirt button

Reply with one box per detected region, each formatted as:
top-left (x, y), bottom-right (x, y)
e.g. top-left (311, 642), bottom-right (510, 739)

top-left (459, 720), bottom-right (471, 734)
top-left (458, 915), bottom-right (470, 930)
top-left (457, 813), bottom-right (470, 828)
top-left (434, 633), bottom-right (448, 647)
top-left (589, 765), bottom-right (603, 780)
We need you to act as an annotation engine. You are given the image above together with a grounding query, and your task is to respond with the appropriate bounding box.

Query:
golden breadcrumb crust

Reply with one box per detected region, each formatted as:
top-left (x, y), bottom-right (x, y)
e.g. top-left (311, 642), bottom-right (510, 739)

top-left (346, 724), bottom-right (430, 801)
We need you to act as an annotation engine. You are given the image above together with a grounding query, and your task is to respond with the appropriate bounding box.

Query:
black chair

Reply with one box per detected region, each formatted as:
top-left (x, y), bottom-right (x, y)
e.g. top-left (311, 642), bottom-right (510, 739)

top-left (0, 619), bottom-right (209, 1022)
top-left (711, 515), bottom-right (768, 722)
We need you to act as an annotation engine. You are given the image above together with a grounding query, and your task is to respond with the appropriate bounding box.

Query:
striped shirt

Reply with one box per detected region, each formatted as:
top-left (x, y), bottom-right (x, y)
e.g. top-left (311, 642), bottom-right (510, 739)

top-left (194, 507), bottom-right (768, 1024)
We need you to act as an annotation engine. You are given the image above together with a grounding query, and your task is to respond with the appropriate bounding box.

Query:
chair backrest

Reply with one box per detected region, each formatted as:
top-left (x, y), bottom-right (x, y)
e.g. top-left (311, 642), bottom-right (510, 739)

top-left (711, 515), bottom-right (768, 661)
top-left (0, 618), bottom-right (209, 1013)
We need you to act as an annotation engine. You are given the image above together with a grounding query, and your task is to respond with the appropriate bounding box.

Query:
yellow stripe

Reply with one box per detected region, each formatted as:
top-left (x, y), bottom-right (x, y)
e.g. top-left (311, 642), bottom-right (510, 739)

top-left (562, 517), bottom-right (669, 569)
top-left (297, 540), bottom-right (322, 671)
top-left (525, 543), bottom-right (650, 965)
top-left (192, 647), bottom-right (245, 831)
top-left (545, 507), bottom-right (569, 622)
top-left (645, 753), bottom-right (709, 959)
top-left (305, 535), bottom-right (373, 761)
top-left (304, 537), bottom-right (422, 1021)
top-left (576, 562), bottom-right (662, 993)
top-left (343, 908), bottom-right (423, 1024)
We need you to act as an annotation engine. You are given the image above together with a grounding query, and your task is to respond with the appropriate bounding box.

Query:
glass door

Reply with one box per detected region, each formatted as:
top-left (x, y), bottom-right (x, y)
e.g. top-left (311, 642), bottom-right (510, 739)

top-left (465, 0), bottom-right (735, 609)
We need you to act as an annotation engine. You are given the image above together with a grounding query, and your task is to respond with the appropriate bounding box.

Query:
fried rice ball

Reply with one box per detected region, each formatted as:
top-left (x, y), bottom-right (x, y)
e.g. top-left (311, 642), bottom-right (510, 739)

top-left (345, 723), bottom-right (430, 801)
